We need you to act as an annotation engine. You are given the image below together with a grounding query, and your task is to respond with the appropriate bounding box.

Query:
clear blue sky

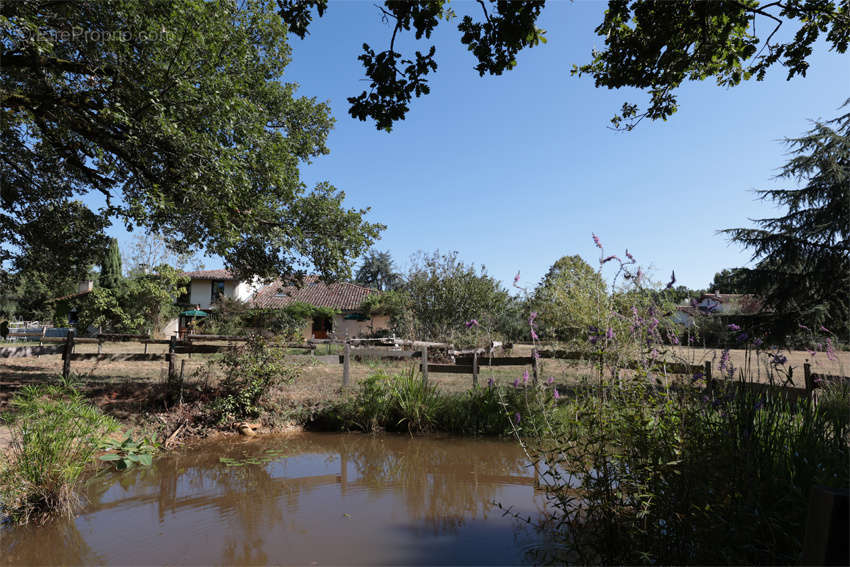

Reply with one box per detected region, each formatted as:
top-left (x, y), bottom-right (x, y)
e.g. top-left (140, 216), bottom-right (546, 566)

top-left (111, 0), bottom-right (849, 292)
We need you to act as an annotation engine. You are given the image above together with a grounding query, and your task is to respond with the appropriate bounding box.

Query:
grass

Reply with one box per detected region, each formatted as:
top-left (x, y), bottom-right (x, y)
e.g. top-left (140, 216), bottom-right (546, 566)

top-left (0, 384), bottom-right (118, 524)
top-left (525, 373), bottom-right (850, 565)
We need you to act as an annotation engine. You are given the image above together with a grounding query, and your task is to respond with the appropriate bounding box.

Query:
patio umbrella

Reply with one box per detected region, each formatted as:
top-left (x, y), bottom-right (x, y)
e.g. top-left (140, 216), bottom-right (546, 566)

top-left (180, 309), bottom-right (208, 317)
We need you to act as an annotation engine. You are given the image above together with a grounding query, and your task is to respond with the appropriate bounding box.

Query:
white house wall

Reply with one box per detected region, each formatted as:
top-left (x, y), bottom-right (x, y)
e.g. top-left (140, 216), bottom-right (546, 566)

top-left (188, 279), bottom-right (247, 310)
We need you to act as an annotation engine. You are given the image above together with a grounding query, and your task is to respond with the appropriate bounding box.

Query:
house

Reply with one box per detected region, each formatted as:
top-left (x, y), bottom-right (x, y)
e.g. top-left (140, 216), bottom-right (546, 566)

top-left (672, 292), bottom-right (765, 327)
top-left (180, 270), bottom-right (389, 340)
top-left (180, 269), bottom-right (262, 310)
top-left (252, 276), bottom-right (389, 340)
top-left (49, 280), bottom-right (95, 326)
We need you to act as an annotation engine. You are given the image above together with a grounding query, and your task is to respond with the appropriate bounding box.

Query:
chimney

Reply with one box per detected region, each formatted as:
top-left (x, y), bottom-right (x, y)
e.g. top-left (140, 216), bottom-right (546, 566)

top-left (78, 280), bottom-right (94, 294)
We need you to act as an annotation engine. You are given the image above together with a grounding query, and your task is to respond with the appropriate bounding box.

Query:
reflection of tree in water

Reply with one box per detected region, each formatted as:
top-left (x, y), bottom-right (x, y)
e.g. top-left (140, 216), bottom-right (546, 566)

top-left (6, 434), bottom-right (548, 563)
top-left (0, 520), bottom-right (104, 565)
top-left (332, 435), bottom-right (542, 535)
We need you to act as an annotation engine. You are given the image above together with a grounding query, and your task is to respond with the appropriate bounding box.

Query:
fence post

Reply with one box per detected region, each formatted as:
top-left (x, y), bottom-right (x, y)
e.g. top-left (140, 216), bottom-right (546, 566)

top-left (472, 351), bottom-right (479, 388)
top-left (342, 332), bottom-right (350, 388)
top-left (531, 348), bottom-right (539, 385)
top-left (421, 345), bottom-right (429, 383)
top-left (804, 362), bottom-right (814, 395)
top-left (40, 325), bottom-right (46, 346)
top-left (167, 335), bottom-right (179, 404)
top-left (704, 360), bottom-right (713, 393)
top-left (97, 337), bottom-right (102, 355)
top-left (801, 485), bottom-right (849, 565)
top-left (62, 330), bottom-right (75, 379)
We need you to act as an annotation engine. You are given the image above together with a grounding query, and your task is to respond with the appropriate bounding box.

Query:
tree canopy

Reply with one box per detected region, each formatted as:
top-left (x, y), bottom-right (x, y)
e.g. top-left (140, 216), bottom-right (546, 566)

top-left (277, 0), bottom-right (849, 130)
top-left (531, 255), bottom-right (608, 343)
top-left (2, 0), bottom-right (381, 284)
top-left (354, 249), bottom-right (401, 291)
top-left (99, 238), bottom-right (122, 290)
top-left (723, 103), bottom-right (850, 340)
top-left (709, 268), bottom-right (755, 294)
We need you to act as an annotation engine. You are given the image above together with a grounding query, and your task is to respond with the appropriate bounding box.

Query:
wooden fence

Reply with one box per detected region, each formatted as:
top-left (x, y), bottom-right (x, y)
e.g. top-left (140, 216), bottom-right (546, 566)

top-left (2, 332), bottom-right (845, 401)
top-left (335, 341), bottom-right (846, 400)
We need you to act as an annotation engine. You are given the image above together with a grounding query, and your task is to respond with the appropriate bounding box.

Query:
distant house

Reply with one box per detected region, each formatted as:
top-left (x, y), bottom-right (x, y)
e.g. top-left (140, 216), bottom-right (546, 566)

top-left (672, 292), bottom-right (765, 327)
top-left (180, 270), bottom-right (389, 340)
top-left (180, 269), bottom-right (262, 310)
top-left (48, 280), bottom-right (95, 326)
top-left (252, 276), bottom-right (389, 340)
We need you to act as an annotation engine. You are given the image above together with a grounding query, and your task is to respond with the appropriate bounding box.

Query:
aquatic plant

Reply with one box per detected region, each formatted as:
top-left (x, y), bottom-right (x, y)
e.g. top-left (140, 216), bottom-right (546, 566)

top-left (0, 385), bottom-right (118, 524)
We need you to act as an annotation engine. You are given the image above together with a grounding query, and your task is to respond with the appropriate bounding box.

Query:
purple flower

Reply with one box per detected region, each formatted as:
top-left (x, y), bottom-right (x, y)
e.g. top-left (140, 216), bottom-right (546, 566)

top-left (650, 348), bottom-right (659, 359)
top-left (625, 249), bottom-right (635, 262)
top-left (553, 388), bottom-right (560, 400)
top-left (820, 325), bottom-right (831, 334)
top-left (692, 371), bottom-right (704, 382)
top-left (513, 271), bottom-right (521, 285)
top-left (512, 378), bottom-right (520, 389)
top-left (719, 349), bottom-right (730, 372)
top-left (601, 255), bottom-right (620, 264)
top-left (635, 268), bottom-right (644, 285)
top-left (736, 332), bottom-right (749, 342)
top-left (606, 327), bottom-right (614, 340)
top-left (465, 319), bottom-right (479, 328)
top-left (532, 350), bottom-right (540, 360)
top-left (592, 233), bottom-right (602, 249)
top-left (769, 352), bottom-right (787, 366)
top-left (546, 376), bottom-right (554, 385)
top-left (528, 312), bottom-right (538, 325)
top-left (826, 338), bottom-right (837, 361)
top-left (530, 328), bottom-right (539, 341)
top-left (798, 323), bottom-right (811, 331)
top-left (514, 412), bottom-right (521, 424)
top-left (752, 338), bottom-right (763, 348)
top-left (487, 378), bottom-right (494, 388)
top-left (522, 369), bottom-right (529, 384)
top-left (727, 323), bottom-right (741, 331)
top-left (665, 270), bottom-right (676, 290)
top-left (668, 331), bottom-right (680, 345)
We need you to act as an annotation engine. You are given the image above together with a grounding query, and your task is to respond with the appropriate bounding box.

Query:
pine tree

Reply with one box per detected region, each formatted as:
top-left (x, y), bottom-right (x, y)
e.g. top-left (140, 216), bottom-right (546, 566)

top-left (355, 250), bottom-right (400, 291)
top-left (723, 103), bottom-right (850, 340)
top-left (100, 238), bottom-right (123, 291)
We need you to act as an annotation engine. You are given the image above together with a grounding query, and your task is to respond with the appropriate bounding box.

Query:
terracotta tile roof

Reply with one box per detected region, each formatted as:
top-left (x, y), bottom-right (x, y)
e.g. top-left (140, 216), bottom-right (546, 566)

top-left (252, 276), bottom-right (376, 311)
top-left (181, 269), bottom-right (240, 281)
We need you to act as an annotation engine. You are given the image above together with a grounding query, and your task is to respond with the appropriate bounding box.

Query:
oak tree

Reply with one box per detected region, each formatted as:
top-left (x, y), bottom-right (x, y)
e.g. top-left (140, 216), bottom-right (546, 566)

top-left (2, 0), bottom-right (381, 285)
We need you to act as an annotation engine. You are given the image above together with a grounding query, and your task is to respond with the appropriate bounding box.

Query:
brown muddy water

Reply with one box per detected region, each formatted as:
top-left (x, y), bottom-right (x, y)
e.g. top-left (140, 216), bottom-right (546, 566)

top-left (1, 433), bottom-right (554, 565)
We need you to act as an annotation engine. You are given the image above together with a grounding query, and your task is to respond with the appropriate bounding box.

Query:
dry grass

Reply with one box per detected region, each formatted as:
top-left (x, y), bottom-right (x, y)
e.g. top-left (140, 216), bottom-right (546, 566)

top-left (2, 340), bottom-right (847, 414)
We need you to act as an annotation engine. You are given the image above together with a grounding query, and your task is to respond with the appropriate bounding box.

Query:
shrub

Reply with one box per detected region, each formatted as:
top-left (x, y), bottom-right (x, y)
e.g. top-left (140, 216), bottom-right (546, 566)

top-left (0, 385), bottom-right (118, 524)
top-left (208, 336), bottom-right (300, 423)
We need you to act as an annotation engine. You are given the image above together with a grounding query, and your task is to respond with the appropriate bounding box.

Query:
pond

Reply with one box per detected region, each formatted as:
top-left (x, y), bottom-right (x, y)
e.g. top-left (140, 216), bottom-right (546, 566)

top-left (2, 433), bottom-right (554, 565)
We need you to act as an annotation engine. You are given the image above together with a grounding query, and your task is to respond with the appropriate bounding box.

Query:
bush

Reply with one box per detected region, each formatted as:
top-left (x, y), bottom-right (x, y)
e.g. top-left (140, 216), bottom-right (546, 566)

top-left (0, 385), bottom-right (118, 524)
top-left (208, 336), bottom-right (300, 423)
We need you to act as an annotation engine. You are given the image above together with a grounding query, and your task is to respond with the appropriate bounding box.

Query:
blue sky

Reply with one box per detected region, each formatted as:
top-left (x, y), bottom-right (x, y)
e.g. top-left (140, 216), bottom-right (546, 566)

top-left (112, 0), bottom-right (849, 292)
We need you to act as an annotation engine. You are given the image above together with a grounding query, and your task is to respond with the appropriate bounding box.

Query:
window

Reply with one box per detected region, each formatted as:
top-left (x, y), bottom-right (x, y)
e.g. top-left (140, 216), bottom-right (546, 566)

top-left (211, 280), bottom-right (225, 304)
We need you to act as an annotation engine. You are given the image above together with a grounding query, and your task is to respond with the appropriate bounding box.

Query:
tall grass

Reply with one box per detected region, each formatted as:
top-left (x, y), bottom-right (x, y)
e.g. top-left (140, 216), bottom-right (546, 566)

top-left (317, 369), bottom-right (560, 436)
top-left (0, 384), bottom-right (118, 524)
top-left (527, 376), bottom-right (849, 564)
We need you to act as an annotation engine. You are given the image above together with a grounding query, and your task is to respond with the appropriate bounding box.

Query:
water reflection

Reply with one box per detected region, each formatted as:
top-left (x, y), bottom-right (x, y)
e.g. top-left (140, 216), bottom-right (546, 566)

top-left (2, 433), bottom-right (548, 565)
